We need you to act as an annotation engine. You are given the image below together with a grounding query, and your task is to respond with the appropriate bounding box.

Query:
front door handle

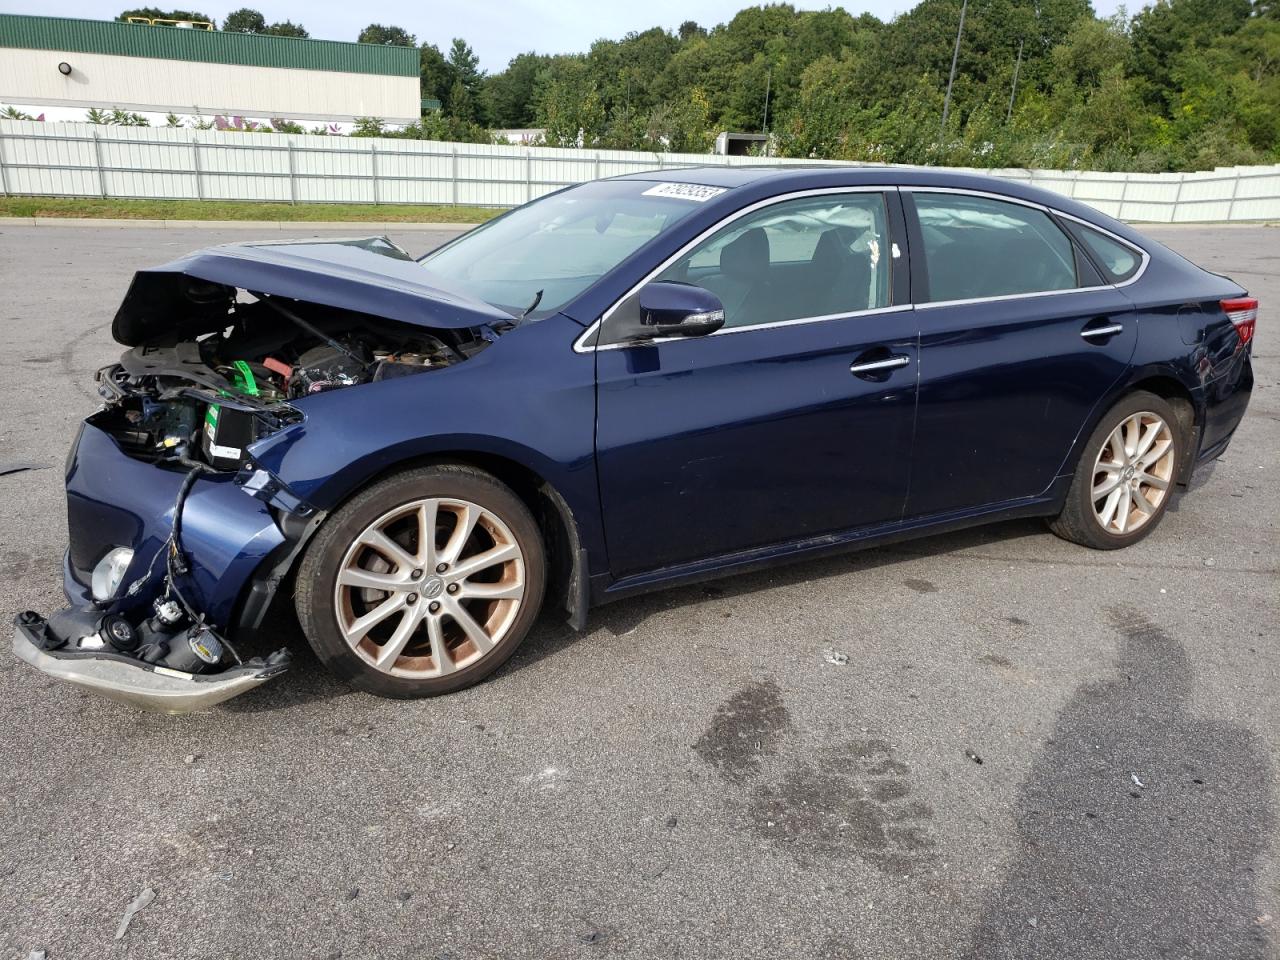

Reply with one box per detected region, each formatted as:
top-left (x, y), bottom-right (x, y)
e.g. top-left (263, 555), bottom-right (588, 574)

top-left (850, 355), bottom-right (910, 375)
top-left (1081, 321), bottom-right (1124, 341)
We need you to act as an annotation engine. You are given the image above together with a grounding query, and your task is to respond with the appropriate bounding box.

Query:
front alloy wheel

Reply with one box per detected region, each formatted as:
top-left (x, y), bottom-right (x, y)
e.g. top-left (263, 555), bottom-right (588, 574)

top-left (297, 465), bottom-right (546, 698)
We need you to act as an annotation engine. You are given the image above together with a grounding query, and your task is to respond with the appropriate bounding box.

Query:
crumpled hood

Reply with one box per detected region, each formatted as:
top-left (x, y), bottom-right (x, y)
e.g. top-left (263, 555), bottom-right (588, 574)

top-left (112, 236), bottom-right (513, 345)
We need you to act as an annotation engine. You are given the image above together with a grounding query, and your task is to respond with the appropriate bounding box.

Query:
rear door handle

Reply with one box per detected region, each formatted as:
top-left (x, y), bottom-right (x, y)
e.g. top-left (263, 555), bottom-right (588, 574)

top-left (850, 355), bottom-right (910, 375)
top-left (1081, 322), bottom-right (1124, 340)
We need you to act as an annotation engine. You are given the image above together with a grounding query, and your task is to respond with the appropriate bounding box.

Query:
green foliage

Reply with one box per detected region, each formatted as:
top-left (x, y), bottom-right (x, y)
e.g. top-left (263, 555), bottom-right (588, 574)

top-left (358, 24), bottom-right (416, 46)
top-left (391, 114), bottom-right (494, 144)
top-left (212, 8), bottom-right (307, 37)
top-left (221, 8), bottom-right (265, 32)
top-left (476, 0), bottom-right (1278, 169)
top-left (86, 106), bottom-right (150, 126)
top-left (446, 39), bottom-right (485, 123)
top-left (116, 8), bottom-right (213, 24)
top-left (268, 118), bottom-right (306, 134)
top-left (483, 53), bottom-right (552, 127)
top-left (261, 20), bottom-right (308, 38)
top-left (106, 1), bottom-right (1279, 171)
top-left (350, 117), bottom-right (386, 137)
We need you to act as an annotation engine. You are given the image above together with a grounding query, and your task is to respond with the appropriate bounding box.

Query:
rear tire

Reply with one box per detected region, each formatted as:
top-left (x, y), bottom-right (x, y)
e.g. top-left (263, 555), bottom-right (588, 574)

top-left (296, 464), bottom-right (546, 698)
top-left (1048, 391), bottom-right (1183, 550)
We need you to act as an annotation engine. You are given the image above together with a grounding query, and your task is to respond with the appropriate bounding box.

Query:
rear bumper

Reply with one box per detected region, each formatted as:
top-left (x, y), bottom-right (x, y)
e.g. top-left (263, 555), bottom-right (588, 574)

top-left (13, 611), bottom-right (289, 714)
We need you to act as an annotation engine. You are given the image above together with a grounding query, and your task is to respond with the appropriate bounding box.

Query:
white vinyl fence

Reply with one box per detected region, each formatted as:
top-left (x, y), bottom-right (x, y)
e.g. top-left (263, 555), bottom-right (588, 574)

top-left (2, 119), bottom-right (1279, 223)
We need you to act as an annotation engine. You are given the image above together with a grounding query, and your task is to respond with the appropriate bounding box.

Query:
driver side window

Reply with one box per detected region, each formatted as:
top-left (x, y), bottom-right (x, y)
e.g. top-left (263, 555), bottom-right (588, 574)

top-left (653, 192), bottom-right (893, 330)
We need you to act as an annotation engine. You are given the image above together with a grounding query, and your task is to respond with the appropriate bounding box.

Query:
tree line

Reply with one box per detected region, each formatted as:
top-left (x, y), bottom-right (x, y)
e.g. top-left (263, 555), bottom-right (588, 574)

top-left (117, 2), bottom-right (1280, 171)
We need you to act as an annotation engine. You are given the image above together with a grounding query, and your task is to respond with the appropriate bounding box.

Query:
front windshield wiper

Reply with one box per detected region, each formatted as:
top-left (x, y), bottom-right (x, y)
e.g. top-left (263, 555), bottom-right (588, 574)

top-left (519, 289), bottom-right (544, 324)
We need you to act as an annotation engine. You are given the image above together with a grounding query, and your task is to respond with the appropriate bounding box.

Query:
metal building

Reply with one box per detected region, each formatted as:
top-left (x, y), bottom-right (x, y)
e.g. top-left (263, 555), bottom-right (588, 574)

top-left (0, 14), bottom-right (420, 123)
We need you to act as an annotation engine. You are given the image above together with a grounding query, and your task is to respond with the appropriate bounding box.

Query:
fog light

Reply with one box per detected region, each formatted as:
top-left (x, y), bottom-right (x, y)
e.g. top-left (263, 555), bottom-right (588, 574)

top-left (90, 547), bottom-right (134, 601)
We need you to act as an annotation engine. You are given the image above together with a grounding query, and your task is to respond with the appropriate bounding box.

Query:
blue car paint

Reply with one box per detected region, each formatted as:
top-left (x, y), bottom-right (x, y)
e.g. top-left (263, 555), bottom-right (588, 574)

top-left (594, 308), bottom-right (919, 577)
top-left (58, 166), bottom-right (1254, 639)
top-left (906, 286), bottom-right (1140, 517)
top-left (65, 421), bottom-right (283, 629)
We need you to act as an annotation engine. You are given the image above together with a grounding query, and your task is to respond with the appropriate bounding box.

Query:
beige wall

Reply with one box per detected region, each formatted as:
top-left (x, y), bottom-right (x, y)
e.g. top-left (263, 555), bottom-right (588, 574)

top-left (0, 48), bottom-right (419, 121)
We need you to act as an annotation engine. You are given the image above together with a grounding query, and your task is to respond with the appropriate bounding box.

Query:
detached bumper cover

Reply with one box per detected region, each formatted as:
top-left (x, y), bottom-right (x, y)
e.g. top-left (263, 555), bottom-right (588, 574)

top-left (13, 613), bottom-right (289, 714)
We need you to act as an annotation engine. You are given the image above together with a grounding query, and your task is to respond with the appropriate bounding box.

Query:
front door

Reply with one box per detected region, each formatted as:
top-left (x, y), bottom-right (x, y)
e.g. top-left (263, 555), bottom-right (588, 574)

top-left (593, 189), bottom-right (919, 579)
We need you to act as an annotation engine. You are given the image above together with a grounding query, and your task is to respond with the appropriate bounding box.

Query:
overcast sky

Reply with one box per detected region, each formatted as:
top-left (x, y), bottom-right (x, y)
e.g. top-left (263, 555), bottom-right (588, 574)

top-left (11, 0), bottom-right (1131, 71)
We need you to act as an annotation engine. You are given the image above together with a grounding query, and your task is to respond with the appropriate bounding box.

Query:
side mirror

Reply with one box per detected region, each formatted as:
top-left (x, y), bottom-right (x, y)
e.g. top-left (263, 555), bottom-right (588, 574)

top-left (632, 281), bottom-right (725, 339)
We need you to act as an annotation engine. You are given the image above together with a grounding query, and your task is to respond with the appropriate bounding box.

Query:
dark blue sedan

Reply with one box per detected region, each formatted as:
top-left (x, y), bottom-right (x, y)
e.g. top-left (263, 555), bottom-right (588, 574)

top-left (13, 166), bottom-right (1256, 710)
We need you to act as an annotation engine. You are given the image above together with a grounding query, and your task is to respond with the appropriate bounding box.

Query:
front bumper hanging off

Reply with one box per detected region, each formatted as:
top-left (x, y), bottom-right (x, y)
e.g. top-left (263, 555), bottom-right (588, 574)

top-left (13, 611), bottom-right (290, 714)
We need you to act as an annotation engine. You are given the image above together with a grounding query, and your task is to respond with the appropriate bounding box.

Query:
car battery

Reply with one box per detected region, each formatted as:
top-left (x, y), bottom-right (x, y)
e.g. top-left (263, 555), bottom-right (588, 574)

top-left (202, 360), bottom-right (260, 469)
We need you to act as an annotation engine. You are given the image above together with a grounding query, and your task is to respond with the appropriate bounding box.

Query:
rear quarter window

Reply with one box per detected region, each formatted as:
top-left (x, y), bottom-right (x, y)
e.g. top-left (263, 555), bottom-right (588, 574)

top-left (1065, 221), bottom-right (1144, 283)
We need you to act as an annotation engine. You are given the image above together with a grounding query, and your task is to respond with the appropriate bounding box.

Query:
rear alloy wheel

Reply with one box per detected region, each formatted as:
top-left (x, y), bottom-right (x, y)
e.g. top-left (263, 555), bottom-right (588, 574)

top-left (1089, 412), bottom-right (1175, 536)
top-left (1049, 391), bottom-right (1183, 550)
top-left (297, 466), bottom-right (545, 698)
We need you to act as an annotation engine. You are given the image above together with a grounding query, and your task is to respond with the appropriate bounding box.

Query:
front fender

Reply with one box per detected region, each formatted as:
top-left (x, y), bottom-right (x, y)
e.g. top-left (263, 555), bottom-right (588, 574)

top-left (246, 312), bottom-right (605, 564)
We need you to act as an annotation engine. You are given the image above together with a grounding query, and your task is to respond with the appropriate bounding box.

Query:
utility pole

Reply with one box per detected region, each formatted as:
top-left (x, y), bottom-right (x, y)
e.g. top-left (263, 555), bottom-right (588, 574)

top-left (940, 0), bottom-right (968, 142)
top-left (1007, 38), bottom-right (1024, 123)
top-left (761, 63), bottom-right (772, 156)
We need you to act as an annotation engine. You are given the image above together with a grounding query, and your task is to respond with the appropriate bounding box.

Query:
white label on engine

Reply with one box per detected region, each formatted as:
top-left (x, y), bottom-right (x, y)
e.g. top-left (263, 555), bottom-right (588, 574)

top-left (208, 442), bottom-right (242, 461)
top-left (641, 183), bottom-right (726, 202)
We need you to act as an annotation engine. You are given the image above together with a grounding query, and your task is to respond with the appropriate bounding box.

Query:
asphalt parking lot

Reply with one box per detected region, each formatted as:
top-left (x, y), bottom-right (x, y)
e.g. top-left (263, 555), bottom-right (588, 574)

top-left (0, 221), bottom-right (1276, 960)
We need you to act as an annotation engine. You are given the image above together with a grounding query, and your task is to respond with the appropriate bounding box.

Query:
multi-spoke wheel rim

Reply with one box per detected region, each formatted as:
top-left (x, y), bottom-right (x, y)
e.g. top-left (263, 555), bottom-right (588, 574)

top-left (1090, 411), bottom-right (1175, 536)
top-left (334, 498), bottom-right (525, 678)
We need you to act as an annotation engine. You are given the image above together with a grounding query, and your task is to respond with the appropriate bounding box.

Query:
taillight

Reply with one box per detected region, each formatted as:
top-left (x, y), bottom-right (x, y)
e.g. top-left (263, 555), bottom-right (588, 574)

top-left (1221, 297), bottom-right (1257, 346)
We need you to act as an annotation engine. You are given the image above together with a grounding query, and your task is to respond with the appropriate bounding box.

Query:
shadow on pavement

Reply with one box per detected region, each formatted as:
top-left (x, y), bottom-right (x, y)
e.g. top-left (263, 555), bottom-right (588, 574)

top-left (960, 606), bottom-right (1274, 959)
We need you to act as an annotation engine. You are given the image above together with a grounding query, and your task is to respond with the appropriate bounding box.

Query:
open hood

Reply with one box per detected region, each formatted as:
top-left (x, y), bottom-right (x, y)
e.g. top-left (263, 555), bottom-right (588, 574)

top-left (112, 236), bottom-right (513, 346)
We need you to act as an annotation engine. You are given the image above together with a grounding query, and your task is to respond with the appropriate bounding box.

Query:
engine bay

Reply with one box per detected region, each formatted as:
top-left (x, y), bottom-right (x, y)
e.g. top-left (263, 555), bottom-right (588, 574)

top-left (93, 293), bottom-right (492, 472)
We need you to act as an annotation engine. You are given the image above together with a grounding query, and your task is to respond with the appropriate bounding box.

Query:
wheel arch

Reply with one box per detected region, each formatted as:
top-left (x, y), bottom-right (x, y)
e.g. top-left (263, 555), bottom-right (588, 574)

top-left (231, 448), bottom-right (593, 644)
top-left (1118, 369), bottom-right (1201, 484)
top-left (1049, 366), bottom-right (1203, 505)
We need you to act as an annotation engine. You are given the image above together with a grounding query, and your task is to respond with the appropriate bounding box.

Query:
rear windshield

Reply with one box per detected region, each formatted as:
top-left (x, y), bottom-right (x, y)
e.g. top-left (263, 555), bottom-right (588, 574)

top-left (419, 180), bottom-right (715, 320)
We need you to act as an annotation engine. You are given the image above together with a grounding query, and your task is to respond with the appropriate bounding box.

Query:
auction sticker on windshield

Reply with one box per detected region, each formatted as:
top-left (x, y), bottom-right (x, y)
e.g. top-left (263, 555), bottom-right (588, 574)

top-left (641, 183), bottom-right (727, 202)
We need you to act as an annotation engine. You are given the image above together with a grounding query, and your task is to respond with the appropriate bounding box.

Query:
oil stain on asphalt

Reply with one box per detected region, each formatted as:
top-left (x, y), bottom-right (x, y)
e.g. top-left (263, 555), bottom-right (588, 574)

top-left (748, 738), bottom-right (938, 876)
top-left (695, 680), bottom-right (937, 877)
top-left (962, 607), bottom-right (1275, 959)
top-left (693, 679), bottom-right (791, 783)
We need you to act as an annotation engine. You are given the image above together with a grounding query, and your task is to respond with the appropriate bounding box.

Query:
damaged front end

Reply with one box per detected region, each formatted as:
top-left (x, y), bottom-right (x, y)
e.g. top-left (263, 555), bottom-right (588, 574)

top-left (15, 236), bottom-right (506, 713)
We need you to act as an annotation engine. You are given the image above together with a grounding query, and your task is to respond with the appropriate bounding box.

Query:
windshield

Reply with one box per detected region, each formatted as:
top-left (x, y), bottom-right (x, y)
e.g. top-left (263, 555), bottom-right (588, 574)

top-left (418, 179), bottom-right (715, 320)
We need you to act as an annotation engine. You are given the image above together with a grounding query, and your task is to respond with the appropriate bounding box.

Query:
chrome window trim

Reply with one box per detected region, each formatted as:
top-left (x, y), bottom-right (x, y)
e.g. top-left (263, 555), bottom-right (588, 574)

top-left (573, 185), bottom-right (897, 354)
top-left (588, 304), bottom-right (915, 351)
top-left (572, 183), bottom-right (1153, 353)
top-left (1051, 207), bottom-right (1151, 287)
top-left (916, 284), bottom-right (1114, 310)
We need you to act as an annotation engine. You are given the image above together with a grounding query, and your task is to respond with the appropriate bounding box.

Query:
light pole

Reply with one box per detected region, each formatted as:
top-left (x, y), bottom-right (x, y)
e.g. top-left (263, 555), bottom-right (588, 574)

top-left (1007, 38), bottom-right (1024, 123)
top-left (940, 0), bottom-right (968, 142)
top-left (761, 63), bottom-right (772, 156)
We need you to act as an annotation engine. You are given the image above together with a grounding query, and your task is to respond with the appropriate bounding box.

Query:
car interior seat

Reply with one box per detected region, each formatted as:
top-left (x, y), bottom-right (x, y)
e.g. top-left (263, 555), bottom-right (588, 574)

top-left (808, 228), bottom-right (873, 316)
top-left (701, 227), bottom-right (771, 327)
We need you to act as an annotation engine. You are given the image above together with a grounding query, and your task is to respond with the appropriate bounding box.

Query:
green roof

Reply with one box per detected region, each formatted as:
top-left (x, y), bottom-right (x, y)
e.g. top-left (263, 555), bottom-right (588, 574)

top-left (0, 14), bottom-right (418, 77)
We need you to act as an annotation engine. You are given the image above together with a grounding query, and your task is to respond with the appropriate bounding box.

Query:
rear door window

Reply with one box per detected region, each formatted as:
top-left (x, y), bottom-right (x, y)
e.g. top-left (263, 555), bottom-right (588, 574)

top-left (911, 193), bottom-right (1078, 303)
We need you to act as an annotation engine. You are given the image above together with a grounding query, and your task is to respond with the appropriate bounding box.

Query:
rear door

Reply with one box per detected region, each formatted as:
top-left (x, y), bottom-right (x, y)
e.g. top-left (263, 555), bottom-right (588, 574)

top-left (592, 189), bottom-right (918, 579)
top-left (902, 189), bottom-right (1138, 518)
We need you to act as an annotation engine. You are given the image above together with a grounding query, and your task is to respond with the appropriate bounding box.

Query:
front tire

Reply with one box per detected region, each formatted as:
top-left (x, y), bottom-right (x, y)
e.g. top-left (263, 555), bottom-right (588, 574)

top-left (295, 465), bottom-right (546, 698)
top-left (1048, 391), bottom-right (1183, 550)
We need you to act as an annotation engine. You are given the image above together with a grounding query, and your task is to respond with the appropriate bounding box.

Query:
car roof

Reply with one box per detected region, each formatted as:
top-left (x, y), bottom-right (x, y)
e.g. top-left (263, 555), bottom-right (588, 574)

top-left (609, 164), bottom-right (1142, 244)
